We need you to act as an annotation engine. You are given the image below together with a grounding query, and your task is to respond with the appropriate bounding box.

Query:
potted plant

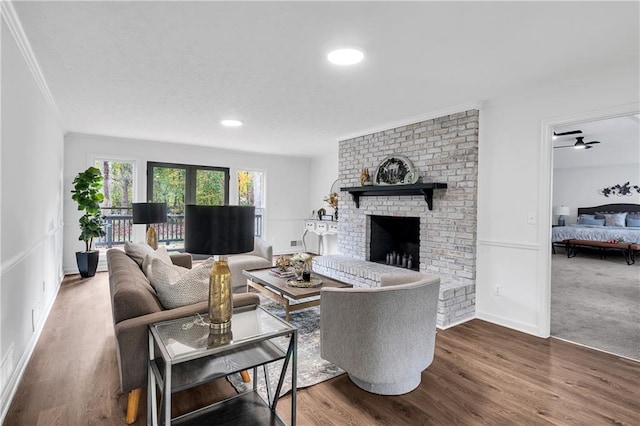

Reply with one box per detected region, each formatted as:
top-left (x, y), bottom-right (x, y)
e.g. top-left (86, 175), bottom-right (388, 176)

top-left (71, 166), bottom-right (106, 278)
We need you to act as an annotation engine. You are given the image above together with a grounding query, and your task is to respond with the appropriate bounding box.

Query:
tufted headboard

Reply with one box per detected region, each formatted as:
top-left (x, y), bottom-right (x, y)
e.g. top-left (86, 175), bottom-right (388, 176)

top-left (577, 203), bottom-right (640, 216)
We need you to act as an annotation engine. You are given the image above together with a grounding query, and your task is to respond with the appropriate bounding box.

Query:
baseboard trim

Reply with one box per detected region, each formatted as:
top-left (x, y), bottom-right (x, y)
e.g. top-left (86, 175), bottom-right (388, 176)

top-left (437, 315), bottom-right (476, 330)
top-left (0, 275), bottom-right (63, 423)
top-left (475, 311), bottom-right (542, 337)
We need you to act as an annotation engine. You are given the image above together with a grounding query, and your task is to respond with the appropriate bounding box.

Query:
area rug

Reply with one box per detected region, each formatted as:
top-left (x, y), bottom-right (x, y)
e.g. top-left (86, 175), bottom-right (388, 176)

top-left (551, 250), bottom-right (639, 360)
top-left (227, 298), bottom-right (344, 397)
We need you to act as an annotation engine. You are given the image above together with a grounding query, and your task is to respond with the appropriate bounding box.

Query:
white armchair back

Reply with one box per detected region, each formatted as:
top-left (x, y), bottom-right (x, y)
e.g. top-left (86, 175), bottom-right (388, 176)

top-left (320, 272), bottom-right (440, 395)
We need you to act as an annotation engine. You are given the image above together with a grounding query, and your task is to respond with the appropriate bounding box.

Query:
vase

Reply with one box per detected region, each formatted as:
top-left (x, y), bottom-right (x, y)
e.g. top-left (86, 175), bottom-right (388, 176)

top-left (293, 263), bottom-right (305, 281)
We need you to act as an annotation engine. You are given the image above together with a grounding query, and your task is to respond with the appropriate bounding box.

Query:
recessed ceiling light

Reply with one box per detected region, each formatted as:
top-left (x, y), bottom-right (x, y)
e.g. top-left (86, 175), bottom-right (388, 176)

top-left (327, 48), bottom-right (365, 65)
top-left (221, 119), bottom-right (243, 127)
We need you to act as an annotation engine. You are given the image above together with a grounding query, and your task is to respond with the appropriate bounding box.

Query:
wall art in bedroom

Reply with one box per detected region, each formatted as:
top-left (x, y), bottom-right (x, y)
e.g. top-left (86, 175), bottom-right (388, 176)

top-left (598, 182), bottom-right (640, 197)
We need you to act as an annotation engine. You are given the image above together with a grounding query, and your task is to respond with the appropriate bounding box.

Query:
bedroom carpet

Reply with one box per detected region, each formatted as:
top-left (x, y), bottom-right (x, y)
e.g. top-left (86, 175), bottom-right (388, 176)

top-left (551, 249), bottom-right (639, 360)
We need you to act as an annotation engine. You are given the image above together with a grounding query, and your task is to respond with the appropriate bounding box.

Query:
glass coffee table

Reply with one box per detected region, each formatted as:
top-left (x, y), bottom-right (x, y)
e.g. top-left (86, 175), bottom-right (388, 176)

top-left (148, 305), bottom-right (297, 425)
top-left (243, 268), bottom-right (353, 321)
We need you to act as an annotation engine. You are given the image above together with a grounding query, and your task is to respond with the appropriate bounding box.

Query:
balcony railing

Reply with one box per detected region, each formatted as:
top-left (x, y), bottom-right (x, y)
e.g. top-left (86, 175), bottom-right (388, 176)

top-left (96, 207), bottom-right (264, 248)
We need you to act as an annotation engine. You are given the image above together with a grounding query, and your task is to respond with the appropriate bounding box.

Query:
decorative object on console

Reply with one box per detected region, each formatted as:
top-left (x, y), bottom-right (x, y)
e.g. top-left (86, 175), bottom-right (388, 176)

top-left (71, 166), bottom-right (107, 278)
top-left (132, 202), bottom-right (167, 250)
top-left (555, 205), bottom-right (570, 226)
top-left (598, 182), bottom-right (640, 198)
top-left (324, 191), bottom-right (339, 220)
top-left (185, 205), bottom-right (255, 332)
top-left (317, 208), bottom-right (326, 220)
top-left (374, 155), bottom-right (416, 185)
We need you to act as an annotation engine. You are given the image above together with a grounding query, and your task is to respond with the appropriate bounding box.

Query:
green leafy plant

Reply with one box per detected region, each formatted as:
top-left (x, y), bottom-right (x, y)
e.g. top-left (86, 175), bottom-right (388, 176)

top-left (71, 166), bottom-right (106, 251)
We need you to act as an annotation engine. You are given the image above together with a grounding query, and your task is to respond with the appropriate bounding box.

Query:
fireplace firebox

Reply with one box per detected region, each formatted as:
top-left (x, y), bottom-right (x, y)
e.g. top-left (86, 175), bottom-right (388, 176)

top-left (369, 215), bottom-right (420, 271)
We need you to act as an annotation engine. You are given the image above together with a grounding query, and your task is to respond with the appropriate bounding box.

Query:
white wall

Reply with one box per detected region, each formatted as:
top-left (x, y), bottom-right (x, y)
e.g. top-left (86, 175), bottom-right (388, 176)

top-left (64, 133), bottom-right (312, 273)
top-left (476, 61), bottom-right (639, 336)
top-left (553, 164), bottom-right (640, 224)
top-left (1, 16), bottom-right (64, 420)
top-left (309, 148), bottom-right (339, 217)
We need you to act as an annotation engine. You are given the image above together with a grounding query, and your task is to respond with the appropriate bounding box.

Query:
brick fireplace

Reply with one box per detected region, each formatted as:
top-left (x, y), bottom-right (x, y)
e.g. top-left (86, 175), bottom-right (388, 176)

top-left (331, 109), bottom-right (479, 327)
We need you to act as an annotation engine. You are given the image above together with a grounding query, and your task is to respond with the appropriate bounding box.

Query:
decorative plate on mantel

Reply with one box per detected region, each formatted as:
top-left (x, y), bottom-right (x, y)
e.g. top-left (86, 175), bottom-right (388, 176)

top-left (374, 155), bottom-right (416, 185)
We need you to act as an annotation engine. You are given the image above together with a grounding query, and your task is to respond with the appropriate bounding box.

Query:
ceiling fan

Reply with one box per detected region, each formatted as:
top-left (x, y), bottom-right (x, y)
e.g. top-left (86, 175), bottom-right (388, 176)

top-left (553, 130), bottom-right (583, 137)
top-left (554, 136), bottom-right (601, 150)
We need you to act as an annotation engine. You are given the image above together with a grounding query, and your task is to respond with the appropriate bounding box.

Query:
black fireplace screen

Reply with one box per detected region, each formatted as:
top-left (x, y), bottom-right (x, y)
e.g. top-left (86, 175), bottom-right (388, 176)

top-left (369, 215), bottom-right (420, 271)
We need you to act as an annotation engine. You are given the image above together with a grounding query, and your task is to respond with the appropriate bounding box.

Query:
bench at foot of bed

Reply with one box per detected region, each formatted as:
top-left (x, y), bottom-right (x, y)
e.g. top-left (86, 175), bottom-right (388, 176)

top-left (564, 239), bottom-right (640, 265)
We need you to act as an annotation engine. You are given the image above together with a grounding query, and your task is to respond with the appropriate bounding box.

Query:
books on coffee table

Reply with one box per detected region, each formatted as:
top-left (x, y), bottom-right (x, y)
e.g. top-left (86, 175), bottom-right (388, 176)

top-left (269, 267), bottom-right (296, 279)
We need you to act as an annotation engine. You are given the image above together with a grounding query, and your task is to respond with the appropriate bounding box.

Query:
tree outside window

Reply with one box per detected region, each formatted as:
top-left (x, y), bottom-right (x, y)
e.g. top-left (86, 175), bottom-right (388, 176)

top-left (238, 170), bottom-right (264, 237)
top-left (93, 159), bottom-right (135, 248)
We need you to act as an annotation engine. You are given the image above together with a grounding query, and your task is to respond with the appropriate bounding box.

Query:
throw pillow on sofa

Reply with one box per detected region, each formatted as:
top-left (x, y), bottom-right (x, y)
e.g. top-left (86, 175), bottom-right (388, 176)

top-left (124, 242), bottom-right (154, 266)
top-left (142, 246), bottom-right (173, 282)
top-left (150, 257), bottom-right (214, 309)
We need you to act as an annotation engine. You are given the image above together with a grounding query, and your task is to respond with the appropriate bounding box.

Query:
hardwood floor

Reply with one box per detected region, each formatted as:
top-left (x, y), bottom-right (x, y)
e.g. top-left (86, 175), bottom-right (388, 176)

top-left (4, 271), bottom-right (639, 425)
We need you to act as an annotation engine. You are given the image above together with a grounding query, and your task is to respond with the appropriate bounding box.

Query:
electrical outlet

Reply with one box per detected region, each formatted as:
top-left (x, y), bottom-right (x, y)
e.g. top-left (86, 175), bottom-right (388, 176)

top-left (290, 240), bottom-right (297, 247)
top-left (527, 212), bottom-right (536, 224)
top-left (495, 285), bottom-right (502, 296)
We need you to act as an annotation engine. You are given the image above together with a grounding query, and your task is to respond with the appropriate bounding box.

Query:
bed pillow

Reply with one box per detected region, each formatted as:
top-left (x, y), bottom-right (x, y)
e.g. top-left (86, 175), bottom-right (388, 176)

top-left (627, 217), bottom-right (640, 228)
top-left (150, 257), bottom-right (214, 309)
top-left (603, 212), bottom-right (627, 227)
top-left (580, 217), bottom-right (605, 226)
top-left (578, 214), bottom-right (596, 224)
top-left (124, 242), bottom-right (154, 266)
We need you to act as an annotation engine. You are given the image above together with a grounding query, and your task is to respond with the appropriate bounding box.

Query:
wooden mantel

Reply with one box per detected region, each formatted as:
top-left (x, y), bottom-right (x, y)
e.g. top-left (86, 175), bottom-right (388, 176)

top-left (340, 183), bottom-right (448, 210)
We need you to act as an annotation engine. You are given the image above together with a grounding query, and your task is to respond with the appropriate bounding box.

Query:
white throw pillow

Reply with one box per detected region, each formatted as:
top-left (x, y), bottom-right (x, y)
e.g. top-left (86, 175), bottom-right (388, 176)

top-left (124, 242), bottom-right (154, 266)
top-left (142, 246), bottom-right (173, 281)
top-left (604, 212), bottom-right (627, 227)
top-left (150, 257), bottom-right (214, 309)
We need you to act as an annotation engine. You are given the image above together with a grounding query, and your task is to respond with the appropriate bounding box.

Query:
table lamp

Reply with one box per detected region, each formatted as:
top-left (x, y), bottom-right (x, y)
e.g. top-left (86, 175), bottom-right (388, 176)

top-left (185, 205), bottom-right (255, 332)
top-left (555, 205), bottom-right (570, 226)
top-left (132, 202), bottom-right (168, 250)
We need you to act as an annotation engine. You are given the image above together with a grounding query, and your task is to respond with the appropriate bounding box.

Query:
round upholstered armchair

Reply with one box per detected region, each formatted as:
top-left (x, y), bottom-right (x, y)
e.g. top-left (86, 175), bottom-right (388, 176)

top-left (320, 272), bottom-right (441, 395)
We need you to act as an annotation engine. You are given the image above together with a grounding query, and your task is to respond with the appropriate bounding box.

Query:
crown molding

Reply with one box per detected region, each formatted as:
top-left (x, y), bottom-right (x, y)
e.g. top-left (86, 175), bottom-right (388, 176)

top-left (336, 100), bottom-right (484, 142)
top-left (1, 1), bottom-right (59, 115)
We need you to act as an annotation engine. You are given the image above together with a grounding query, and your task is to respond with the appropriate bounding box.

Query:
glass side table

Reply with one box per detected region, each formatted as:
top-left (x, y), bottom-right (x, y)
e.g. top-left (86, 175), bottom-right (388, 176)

top-left (148, 305), bottom-right (297, 425)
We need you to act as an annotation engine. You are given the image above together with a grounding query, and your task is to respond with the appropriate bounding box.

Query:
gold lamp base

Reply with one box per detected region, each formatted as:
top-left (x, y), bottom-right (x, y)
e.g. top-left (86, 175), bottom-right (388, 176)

top-left (146, 226), bottom-right (158, 250)
top-left (209, 257), bottom-right (233, 332)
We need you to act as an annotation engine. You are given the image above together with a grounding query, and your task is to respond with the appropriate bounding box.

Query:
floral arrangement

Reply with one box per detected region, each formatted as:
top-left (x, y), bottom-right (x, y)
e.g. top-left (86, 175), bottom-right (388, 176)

top-left (324, 192), bottom-right (338, 220)
top-left (324, 192), bottom-right (338, 210)
top-left (290, 252), bottom-right (312, 267)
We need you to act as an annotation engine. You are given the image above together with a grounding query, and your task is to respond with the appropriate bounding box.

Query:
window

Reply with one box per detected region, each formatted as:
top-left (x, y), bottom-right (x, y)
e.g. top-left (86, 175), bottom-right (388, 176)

top-left (238, 170), bottom-right (265, 237)
top-left (147, 162), bottom-right (230, 247)
top-left (93, 159), bottom-right (135, 249)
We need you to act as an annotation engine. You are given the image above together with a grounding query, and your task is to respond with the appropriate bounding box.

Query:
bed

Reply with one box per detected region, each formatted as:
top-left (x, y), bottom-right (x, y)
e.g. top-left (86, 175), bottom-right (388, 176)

top-left (552, 203), bottom-right (640, 244)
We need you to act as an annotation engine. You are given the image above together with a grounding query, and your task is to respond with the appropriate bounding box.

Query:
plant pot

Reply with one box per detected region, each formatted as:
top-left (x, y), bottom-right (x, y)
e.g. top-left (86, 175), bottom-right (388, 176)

top-left (76, 251), bottom-right (99, 278)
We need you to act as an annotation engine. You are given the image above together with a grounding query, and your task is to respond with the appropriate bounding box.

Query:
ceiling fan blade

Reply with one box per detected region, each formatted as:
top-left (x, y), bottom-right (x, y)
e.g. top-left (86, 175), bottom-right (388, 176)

top-left (585, 141), bottom-right (601, 145)
top-left (553, 145), bottom-right (574, 149)
top-left (585, 146), bottom-right (593, 149)
top-left (554, 130), bottom-right (583, 137)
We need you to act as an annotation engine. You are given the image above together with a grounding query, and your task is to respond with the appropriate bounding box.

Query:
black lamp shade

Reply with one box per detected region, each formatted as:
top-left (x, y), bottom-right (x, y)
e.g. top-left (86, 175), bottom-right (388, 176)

top-left (132, 202), bottom-right (167, 224)
top-left (185, 205), bottom-right (255, 255)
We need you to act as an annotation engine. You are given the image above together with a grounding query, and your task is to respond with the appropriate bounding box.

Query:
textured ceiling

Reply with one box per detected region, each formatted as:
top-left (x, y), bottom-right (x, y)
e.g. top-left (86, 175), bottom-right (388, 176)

top-left (554, 115), bottom-right (640, 170)
top-left (12, 1), bottom-right (640, 157)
